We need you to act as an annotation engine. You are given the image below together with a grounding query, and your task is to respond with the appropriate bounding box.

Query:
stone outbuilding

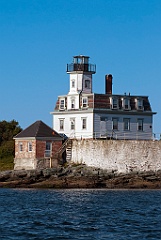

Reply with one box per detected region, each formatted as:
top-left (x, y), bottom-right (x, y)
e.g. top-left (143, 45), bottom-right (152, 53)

top-left (13, 120), bottom-right (63, 170)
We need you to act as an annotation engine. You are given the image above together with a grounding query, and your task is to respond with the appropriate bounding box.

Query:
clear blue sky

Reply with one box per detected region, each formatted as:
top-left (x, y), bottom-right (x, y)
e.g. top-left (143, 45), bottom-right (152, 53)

top-left (0, 0), bottom-right (161, 133)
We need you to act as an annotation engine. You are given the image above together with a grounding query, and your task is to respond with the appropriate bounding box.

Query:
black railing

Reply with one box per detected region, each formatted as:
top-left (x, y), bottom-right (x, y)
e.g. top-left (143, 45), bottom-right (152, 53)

top-left (67, 63), bottom-right (96, 73)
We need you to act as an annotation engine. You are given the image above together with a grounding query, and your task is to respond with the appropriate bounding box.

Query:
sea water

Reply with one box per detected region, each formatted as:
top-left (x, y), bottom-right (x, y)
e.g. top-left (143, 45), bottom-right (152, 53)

top-left (0, 189), bottom-right (161, 240)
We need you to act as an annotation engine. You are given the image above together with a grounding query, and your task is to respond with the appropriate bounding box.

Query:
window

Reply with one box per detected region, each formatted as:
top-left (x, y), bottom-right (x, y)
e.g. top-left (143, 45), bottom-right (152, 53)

top-left (112, 118), bottom-right (118, 130)
top-left (59, 98), bottom-right (65, 110)
top-left (85, 80), bottom-right (90, 89)
top-left (137, 98), bottom-right (143, 110)
top-left (19, 142), bottom-right (23, 152)
top-left (45, 142), bottom-right (52, 157)
top-left (59, 119), bottom-right (64, 131)
top-left (112, 98), bottom-right (118, 109)
top-left (100, 117), bottom-right (107, 121)
top-left (28, 142), bottom-right (32, 152)
top-left (82, 118), bottom-right (87, 129)
top-left (70, 118), bottom-right (75, 130)
top-left (124, 98), bottom-right (130, 110)
top-left (46, 142), bottom-right (51, 151)
top-left (71, 98), bottom-right (75, 109)
top-left (82, 97), bottom-right (88, 108)
top-left (137, 119), bottom-right (143, 131)
top-left (71, 79), bottom-right (75, 88)
top-left (124, 118), bottom-right (130, 131)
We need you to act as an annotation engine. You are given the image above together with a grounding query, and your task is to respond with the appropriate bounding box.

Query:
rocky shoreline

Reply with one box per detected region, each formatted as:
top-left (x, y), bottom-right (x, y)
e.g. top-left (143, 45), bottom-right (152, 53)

top-left (0, 164), bottom-right (161, 189)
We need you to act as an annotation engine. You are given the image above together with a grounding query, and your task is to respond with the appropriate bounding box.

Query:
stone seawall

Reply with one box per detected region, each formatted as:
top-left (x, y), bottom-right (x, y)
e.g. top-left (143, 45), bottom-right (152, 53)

top-left (71, 140), bottom-right (161, 174)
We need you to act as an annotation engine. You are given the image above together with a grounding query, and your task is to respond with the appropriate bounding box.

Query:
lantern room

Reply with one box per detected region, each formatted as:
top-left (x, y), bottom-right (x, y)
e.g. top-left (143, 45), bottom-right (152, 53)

top-left (66, 55), bottom-right (96, 74)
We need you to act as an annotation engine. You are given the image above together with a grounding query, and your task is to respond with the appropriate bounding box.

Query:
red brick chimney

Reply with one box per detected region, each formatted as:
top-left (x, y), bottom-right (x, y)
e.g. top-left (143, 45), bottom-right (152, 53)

top-left (105, 74), bottom-right (112, 94)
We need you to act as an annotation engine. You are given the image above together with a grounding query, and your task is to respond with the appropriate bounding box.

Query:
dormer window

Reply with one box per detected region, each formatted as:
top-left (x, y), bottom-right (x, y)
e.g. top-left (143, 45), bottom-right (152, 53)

top-left (82, 97), bottom-right (88, 108)
top-left (123, 98), bottom-right (130, 110)
top-left (59, 98), bottom-right (65, 110)
top-left (111, 98), bottom-right (118, 109)
top-left (136, 98), bottom-right (143, 110)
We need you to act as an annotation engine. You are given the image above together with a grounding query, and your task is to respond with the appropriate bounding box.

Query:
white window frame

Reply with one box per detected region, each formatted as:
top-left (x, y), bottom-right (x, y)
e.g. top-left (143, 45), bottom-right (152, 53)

top-left (112, 118), bottom-right (118, 130)
top-left (82, 118), bottom-right (87, 130)
top-left (59, 98), bottom-right (65, 110)
top-left (136, 98), bottom-right (144, 110)
top-left (45, 142), bottom-right (52, 157)
top-left (71, 98), bottom-right (75, 109)
top-left (70, 118), bottom-right (75, 130)
top-left (59, 119), bottom-right (64, 131)
top-left (19, 142), bottom-right (23, 152)
top-left (123, 98), bottom-right (130, 110)
top-left (137, 118), bottom-right (143, 131)
top-left (28, 142), bottom-right (32, 152)
top-left (82, 97), bottom-right (88, 108)
top-left (111, 98), bottom-right (118, 109)
top-left (124, 118), bottom-right (130, 131)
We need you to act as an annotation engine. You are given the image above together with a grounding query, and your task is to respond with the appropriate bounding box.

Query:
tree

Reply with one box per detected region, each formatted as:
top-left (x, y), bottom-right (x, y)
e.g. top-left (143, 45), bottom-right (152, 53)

top-left (0, 120), bottom-right (22, 158)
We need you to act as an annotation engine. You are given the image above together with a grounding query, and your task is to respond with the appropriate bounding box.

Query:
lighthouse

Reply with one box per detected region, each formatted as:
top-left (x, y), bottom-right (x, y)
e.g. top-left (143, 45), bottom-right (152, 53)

top-left (66, 55), bottom-right (96, 95)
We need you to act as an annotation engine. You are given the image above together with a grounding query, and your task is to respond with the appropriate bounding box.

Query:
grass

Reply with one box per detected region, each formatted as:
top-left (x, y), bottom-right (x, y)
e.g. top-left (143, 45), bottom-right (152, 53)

top-left (0, 156), bottom-right (14, 171)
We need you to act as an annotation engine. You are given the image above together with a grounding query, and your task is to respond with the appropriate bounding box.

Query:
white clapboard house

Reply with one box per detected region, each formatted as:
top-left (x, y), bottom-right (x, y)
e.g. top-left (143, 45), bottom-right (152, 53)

top-left (51, 55), bottom-right (156, 140)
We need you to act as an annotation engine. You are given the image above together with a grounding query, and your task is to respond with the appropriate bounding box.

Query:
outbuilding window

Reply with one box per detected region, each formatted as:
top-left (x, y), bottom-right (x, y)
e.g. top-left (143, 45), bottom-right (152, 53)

top-left (28, 142), bottom-right (32, 152)
top-left (19, 142), bottom-right (23, 152)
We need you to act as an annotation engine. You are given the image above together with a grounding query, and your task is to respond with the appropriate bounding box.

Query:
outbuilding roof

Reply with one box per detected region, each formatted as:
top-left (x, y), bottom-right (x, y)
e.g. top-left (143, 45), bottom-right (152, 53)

top-left (14, 120), bottom-right (63, 140)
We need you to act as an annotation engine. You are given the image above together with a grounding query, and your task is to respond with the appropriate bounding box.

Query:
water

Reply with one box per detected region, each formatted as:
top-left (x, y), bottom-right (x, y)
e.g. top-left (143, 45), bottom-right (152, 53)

top-left (0, 189), bottom-right (161, 240)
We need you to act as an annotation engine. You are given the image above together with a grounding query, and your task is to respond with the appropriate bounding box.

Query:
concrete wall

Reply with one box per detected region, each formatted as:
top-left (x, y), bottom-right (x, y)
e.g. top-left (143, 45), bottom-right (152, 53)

top-left (71, 139), bottom-right (161, 173)
top-left (14, 158), bottom-right (36, 170)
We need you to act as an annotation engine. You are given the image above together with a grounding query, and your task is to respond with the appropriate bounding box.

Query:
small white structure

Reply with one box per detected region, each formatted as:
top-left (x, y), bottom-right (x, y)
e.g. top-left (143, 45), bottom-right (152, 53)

top-left (51, 55), bottom-right (156, 140)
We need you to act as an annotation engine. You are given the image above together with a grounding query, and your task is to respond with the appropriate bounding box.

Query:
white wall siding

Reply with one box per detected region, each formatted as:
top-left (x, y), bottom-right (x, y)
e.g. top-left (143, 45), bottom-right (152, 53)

top-left (93, 112), bottom-right (153, 140)
top-left (54, 112), bottom-right (94, 139)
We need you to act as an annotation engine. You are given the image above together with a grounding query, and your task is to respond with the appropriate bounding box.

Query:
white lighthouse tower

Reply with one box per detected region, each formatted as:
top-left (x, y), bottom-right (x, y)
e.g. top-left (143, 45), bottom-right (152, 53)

top-left (66, 55), bottom-right (96, 110)
top-left (51, 55), bottom-right (96, 138)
